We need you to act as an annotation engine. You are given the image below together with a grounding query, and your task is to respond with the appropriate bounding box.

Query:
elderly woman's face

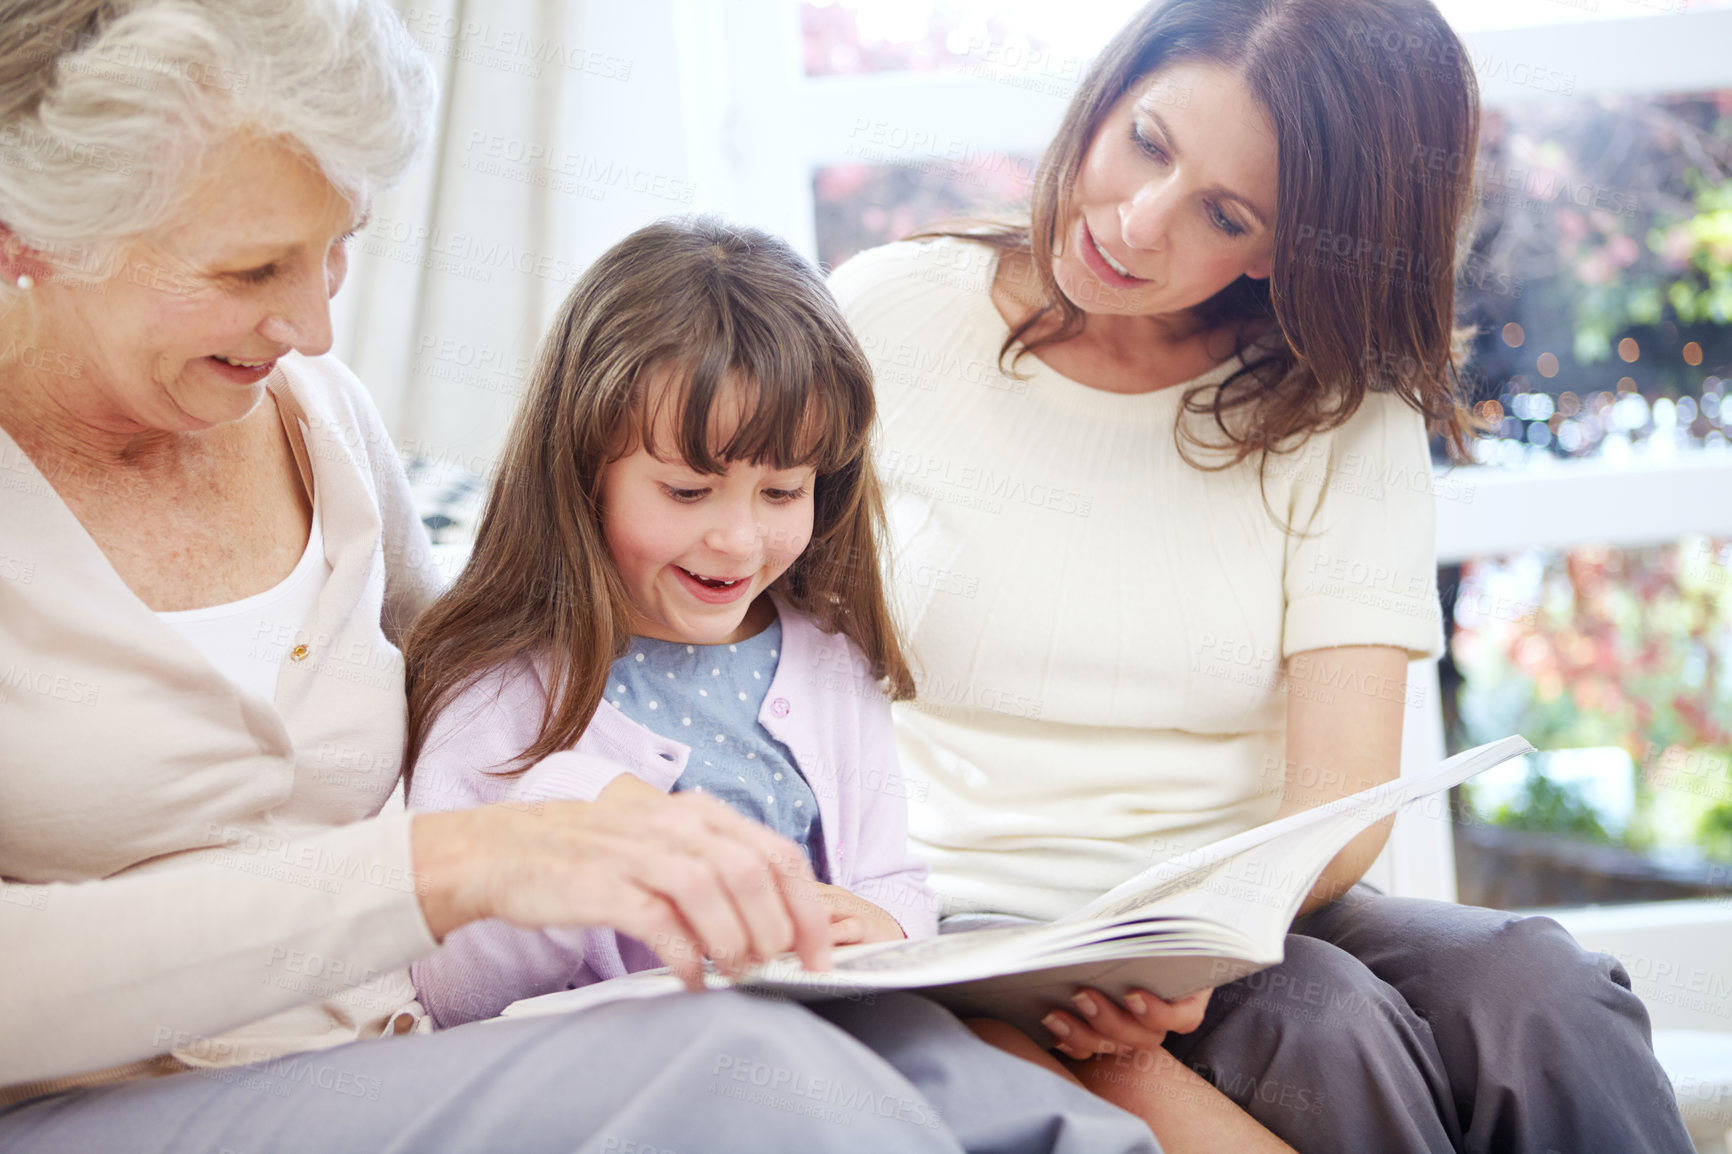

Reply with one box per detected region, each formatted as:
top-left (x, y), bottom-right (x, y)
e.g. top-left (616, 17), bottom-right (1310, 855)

top-left (34, 132), bottom-right (360, 433)
top-left (1053, 60), bottom-right (1278, 323)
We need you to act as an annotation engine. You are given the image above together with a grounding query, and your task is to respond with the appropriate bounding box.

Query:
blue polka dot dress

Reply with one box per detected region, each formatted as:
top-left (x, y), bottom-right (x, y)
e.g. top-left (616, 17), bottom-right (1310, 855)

top-left (606, 615), bottom-right (828, 881)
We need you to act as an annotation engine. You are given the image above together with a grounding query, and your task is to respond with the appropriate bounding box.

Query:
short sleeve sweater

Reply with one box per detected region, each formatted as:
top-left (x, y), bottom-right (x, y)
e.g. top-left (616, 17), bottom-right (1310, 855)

top-left (830, 237), bottom-right (1445, 921)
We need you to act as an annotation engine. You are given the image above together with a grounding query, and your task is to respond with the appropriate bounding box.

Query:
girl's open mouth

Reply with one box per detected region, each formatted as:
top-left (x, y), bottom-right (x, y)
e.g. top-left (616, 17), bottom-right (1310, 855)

top-left (675, 566), bottom-right (753, 604)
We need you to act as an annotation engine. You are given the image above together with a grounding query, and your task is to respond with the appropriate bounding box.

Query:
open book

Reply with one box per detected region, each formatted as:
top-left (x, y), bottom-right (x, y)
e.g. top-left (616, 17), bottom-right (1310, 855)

top-left (501, 735), bottom-right (1534, 1043)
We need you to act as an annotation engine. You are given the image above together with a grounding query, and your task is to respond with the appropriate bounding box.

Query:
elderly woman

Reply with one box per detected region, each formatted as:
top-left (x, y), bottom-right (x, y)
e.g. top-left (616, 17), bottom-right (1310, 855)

top-left (832, 0), bottom-right (1695, 1151)
top-left (0, 3), bottom-right (1163, 1152)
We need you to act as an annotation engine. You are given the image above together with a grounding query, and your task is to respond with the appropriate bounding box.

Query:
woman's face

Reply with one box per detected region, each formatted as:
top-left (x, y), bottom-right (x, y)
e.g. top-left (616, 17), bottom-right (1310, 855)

top-left (1053, 60), bottom-right (1279, 323)
top-left (18, 131), bottom-right (361, 435)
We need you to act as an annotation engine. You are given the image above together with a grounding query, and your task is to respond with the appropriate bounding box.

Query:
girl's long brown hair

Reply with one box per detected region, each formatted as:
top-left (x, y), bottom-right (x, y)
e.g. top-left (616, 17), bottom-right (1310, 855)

top-left (923, 0), bottom-right (1481, 467)
top-left (403, 217), bottom-right (913, 783)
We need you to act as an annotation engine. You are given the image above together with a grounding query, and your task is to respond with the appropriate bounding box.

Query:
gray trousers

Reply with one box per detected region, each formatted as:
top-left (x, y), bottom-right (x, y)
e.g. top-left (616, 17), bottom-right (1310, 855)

top-left (0, 990), bottom-right (1159, 1154)
top-left (1161, 887), bottom-right (1695, 1154)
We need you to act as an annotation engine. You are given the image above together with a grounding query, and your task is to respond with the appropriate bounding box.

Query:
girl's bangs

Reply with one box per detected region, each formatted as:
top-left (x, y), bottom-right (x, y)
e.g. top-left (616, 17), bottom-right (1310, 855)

top-left (630, 345), bottom-right (862, 475)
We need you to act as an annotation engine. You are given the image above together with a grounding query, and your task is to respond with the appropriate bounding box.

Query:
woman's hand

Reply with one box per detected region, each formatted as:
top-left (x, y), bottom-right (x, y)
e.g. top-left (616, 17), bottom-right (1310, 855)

top-left (1039, 986), bottom-right (1211, 1062)
top-left (805, 883), bottom-right (908, 946)
top-left (410, 774), bottom-right (833, 989)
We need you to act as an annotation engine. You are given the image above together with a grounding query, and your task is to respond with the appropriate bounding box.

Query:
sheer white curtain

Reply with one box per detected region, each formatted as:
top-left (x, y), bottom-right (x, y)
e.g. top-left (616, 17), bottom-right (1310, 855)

top-left (332, 0), bottom-right (798, 469)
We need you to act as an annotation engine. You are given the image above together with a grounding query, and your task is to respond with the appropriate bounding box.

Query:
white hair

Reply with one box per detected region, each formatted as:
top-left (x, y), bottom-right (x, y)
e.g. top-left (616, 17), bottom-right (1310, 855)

top-left (0, 0), bottom-right (436, 278)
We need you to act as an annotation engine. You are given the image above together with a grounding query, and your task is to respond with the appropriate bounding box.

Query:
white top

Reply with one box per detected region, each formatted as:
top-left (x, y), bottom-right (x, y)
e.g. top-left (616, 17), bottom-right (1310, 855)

top-left (831, 238), bottom-right (1445, 922)
top-left (0, 356), bottom-right (444, 1099)
top-left (157, 487), bottom-right (331, 706)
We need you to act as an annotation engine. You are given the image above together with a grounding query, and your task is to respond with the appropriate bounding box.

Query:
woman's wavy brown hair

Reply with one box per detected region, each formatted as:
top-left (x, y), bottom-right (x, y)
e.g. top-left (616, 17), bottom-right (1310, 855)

top-left (403, 217), bottom-right (913, 783)
top-left (925, 0), bottom-right (1481, 467)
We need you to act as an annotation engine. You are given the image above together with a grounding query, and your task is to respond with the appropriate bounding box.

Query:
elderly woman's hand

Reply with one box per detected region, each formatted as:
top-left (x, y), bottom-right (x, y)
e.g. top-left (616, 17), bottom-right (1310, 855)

top-left (410, 774), bottom-right (834, 989)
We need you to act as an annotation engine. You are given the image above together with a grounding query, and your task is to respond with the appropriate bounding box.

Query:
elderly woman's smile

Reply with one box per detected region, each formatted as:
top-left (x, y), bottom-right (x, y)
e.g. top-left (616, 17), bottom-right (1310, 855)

top-left (30, 131), bottom-right (362, 435)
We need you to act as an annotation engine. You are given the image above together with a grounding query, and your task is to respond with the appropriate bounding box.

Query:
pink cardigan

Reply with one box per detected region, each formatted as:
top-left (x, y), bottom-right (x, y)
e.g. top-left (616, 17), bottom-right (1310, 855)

top-left (406, 593), bottom-right (937, 1027)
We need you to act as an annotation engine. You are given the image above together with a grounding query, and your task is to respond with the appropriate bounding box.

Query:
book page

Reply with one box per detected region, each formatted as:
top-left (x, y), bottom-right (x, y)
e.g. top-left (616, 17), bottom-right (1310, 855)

top-left (498, 736), bottom-right (1534, 1022)
top-left (1130, 816), bottom-right (1390, 948)
top-left (1065, 736), bottom-right (1534, 929)
top-left (782, 924), bottom-right (1037, 977)
top-left (497, 969), bottom-right (699, 1021)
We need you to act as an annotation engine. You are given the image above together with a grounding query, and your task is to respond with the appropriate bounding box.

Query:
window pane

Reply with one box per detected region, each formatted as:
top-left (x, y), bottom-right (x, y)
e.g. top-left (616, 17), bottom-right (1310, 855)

top-left (1448, 540), bottom-right (1732, 908)
top-left (814, 153), bottom-right (1036, 270)
top-left (1458, 91), bottom-right (1732, 465)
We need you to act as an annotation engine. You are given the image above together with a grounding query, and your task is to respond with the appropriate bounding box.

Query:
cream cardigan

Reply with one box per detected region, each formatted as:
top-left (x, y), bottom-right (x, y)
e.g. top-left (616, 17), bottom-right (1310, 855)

top-left (0, 353), bottom-right (442, 1102)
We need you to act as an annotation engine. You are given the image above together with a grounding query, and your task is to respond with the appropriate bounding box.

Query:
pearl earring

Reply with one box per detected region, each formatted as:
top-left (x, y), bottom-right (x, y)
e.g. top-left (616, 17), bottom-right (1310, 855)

top-left (15, 274), bottom-right (32, 290)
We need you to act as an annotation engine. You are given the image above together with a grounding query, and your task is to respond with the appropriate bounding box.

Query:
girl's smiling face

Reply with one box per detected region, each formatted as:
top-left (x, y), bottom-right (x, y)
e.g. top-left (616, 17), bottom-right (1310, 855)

top-left (1053, 60), bottom-right (1279, 323)
top-left (599, 372), bottom-right (817, 645)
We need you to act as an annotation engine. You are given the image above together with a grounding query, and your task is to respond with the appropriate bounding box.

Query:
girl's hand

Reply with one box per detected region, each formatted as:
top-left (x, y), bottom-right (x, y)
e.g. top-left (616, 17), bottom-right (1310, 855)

top-left (411, 776), bottom-right (834, 989)
top-left (1039, 986), bottom-right (1211, 1062)
top-left (806, 882), bottom-right (908, 946)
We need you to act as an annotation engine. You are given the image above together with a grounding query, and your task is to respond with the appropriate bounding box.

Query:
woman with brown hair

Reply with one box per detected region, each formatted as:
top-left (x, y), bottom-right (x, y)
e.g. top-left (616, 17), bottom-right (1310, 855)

top-left (831, 0), bottom-right (1695, 1150)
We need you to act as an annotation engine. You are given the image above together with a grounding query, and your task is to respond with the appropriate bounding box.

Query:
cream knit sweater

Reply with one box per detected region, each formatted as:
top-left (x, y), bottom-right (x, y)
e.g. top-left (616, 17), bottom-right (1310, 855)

top-left (832, 238), bottom-right (1446, 922)
top-left (0, 353), bottom-right (441, 1100)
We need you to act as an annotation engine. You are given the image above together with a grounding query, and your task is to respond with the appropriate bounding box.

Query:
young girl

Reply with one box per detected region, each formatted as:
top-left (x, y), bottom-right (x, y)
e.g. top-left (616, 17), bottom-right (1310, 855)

top-left (401, 218), bottom-right (937, 1028)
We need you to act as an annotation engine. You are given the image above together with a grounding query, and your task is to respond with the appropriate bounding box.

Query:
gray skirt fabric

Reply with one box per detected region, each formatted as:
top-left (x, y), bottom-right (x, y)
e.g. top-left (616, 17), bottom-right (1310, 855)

top-left (0, 990), bottom-right (1160, 1154)
top-left (7, 890), bottom-right (1690, 1154)
top-left (934, 886), bottom-right (1694, 1154)
top-left (1164, 887), bottom-right (1695, 1154)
